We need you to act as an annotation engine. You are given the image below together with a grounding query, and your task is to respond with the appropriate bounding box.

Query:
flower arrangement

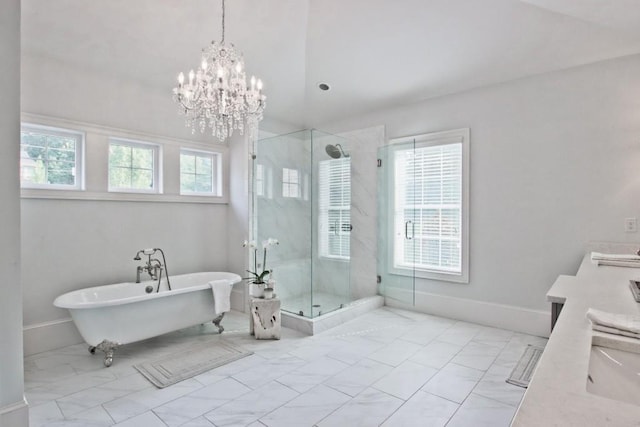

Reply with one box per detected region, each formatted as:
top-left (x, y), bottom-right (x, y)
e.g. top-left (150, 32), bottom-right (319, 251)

top-left (243, 238), bottom-right (279, 285)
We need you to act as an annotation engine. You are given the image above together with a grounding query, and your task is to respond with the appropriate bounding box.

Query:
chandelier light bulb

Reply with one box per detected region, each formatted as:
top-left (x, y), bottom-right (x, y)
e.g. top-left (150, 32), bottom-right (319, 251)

top-left (201, 59), bottom-right (208, 71)
top-left (178, 72), bottom-right (184, 85)
top-left (257, 79), bottom-right (263, 91)
top-left (188, 70), bottom-right (195, 85)
top-left (235, 62), bottom-right (242, 73)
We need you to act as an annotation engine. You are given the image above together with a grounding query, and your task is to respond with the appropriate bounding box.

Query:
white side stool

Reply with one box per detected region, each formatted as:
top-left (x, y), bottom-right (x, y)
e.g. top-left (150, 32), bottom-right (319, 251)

top-left (250, 297), bottom-right (281, 340)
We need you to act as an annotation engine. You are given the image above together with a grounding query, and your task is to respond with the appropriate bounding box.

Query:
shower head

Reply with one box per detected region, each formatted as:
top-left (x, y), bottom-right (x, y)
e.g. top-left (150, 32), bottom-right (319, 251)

top-left (325, 143), bottom-right (350, 159)
top-left (134, 248), bottom-right (157, 261)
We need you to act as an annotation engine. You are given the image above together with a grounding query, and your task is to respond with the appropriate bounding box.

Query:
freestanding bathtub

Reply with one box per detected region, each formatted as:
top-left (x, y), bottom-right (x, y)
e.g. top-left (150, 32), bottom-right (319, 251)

top-left (54, 272), bottom-right (241, 366)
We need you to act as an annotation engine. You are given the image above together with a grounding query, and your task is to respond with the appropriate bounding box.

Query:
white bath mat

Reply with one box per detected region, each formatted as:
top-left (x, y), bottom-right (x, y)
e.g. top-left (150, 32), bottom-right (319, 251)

top-left (506, 345), bottom-right (544, 388)
top-left (134, 341), bottom-right (253, 388)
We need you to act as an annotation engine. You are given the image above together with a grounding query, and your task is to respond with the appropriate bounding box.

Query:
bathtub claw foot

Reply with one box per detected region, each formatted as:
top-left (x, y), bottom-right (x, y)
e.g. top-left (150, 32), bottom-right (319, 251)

top-left (104, 355), bottom-right (113, 367)
top-left (212, 313), bottom-right (225, 334)
top-left (94, 340), bottom-right (119, 367)
top-left (88, 346), bottom-right (96, 355)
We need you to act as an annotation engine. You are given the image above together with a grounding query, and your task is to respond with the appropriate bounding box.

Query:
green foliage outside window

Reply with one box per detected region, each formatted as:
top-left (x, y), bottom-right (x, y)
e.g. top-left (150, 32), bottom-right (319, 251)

top-left (20, 130), bottom-right (77, 186)
top-left (108, 143), bottom-right (154, 190)
top-left (180, 152), bottom-right (214, 193)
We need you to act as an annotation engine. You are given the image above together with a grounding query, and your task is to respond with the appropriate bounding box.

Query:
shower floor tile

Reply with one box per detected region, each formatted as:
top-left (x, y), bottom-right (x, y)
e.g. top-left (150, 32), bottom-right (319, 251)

top-left (24, 308), bottom-right (546, 427)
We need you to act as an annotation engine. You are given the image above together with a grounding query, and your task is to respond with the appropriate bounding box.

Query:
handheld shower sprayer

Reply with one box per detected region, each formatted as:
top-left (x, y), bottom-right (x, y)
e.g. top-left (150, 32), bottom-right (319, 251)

top-left (133, 248), bottom-right (156, 260)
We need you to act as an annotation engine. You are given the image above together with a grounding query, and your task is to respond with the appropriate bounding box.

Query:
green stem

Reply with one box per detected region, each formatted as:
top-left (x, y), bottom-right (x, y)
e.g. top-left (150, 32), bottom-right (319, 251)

top-left (262, 248), bottom-right (267, 273)
top-left (254, 248), bottom-right (257, 277)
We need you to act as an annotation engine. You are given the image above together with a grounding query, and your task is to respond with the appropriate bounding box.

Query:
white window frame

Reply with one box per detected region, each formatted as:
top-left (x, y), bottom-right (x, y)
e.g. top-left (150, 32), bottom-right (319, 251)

top-left (389, 128), bottom-right (470, 283)
top-left (20, 123), bottom-right (85, 190)
top-left (282, 167), bottom-right (301, 198)
top-left (318, 158), bottom-right (351, 260)
top-left (108, 137), bottom-right (162, 194)
top-left (179, 148), bottom-right (222, 196)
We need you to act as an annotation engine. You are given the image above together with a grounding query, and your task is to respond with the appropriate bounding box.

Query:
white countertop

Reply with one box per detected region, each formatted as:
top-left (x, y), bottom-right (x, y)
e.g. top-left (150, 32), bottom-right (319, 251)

top-left (512, 251), bottom-right (640, 426)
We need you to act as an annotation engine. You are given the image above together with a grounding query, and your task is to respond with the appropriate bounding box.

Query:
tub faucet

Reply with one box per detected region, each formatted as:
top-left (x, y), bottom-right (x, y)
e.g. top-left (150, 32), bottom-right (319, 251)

top-left (133, 248), bottom-right (172, 291)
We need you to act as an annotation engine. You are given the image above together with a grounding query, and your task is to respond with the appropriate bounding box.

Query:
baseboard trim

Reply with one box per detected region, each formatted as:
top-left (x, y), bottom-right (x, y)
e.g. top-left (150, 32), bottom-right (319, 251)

top-left (23, 318), bottom-right (83, 356)
top-left (0, 398), bottom-right (28, 427)
top-left (230, 287), bottom-right (245, 312)
top-left (385, 291), bottom-right (550, 338)
top-left (25, 289), bottom-right (248, 356)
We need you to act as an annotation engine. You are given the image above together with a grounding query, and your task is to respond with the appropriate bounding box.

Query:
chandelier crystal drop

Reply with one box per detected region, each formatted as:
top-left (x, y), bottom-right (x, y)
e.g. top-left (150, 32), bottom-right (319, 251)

top-left (172, 0), bottom-right (266, 143)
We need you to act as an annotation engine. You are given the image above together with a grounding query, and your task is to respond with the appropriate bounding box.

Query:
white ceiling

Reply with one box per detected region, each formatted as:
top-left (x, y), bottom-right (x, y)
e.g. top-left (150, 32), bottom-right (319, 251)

top-left (21, 0), bottom-right (640, 128)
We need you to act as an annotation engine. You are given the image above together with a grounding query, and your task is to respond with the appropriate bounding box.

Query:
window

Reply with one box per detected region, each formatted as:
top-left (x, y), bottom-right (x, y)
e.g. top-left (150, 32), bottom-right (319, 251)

top-left (319, 158), bottom-right (351, 259)
top-left (282, 168), bottom-right (300, 198)
top-left (108, 138), bottom-right (160, 193)
top-left (20, 124), bottom-right (84, 189)
top-left (392, 128), bottom-right (469, 282)
top-left (255, 164), bottom-right (265, 197)
top-left (180, 149), bottom-right (221, 196)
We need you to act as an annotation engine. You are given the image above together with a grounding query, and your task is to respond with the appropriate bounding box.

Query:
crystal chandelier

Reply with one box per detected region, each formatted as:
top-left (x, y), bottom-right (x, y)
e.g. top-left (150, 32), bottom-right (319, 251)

top-left (172, 0), bottom-right (266, 143)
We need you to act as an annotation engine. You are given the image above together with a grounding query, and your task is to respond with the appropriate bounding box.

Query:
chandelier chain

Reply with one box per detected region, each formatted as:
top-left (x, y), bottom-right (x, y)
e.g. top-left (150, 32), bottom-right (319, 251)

top-left (221, 0), bottom-right (225, 44)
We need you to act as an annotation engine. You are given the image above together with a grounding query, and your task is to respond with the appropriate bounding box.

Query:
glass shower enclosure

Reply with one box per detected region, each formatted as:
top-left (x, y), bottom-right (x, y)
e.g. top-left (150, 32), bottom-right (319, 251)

top-left (252, 129), bottom-right (351, 318)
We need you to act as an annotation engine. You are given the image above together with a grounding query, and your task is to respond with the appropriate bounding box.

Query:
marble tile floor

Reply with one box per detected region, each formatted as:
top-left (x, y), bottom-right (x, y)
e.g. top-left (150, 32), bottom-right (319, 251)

top-left (25, 307), bottom-right (547, 427)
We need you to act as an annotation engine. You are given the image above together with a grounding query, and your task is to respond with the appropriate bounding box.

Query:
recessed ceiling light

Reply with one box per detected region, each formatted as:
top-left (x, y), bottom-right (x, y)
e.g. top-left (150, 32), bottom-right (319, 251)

top-left (318, 82), bottom-right (331, 91)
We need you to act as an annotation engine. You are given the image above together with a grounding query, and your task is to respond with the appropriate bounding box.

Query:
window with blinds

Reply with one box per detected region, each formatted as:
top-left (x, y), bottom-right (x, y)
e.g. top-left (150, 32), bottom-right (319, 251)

top-left (392, 128), bottom-right (469, 282)
top-left (319, 158), bottom-right (351, 259)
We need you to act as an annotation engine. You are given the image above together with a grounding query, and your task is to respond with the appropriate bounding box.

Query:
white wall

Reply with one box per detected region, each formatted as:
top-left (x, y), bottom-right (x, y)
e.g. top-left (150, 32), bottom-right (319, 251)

top-left (227, 133), bottom-right (251, 312)
top-left (0, 0), bottom-right (28, 425)
top-left (321, 54), bottom-right (640, 333)
top-left (20, 54), bottom-right (232, 354)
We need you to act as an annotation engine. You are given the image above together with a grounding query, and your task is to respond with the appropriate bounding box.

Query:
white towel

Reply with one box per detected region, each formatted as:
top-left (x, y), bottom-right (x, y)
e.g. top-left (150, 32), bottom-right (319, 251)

top-left (592, 324), bottom-right (640, 339)
top-left (591, 252), bottom-right (640, 262)
top-left (210, 280), bottom-right (231, 314)
top-left (586, 308), bottom-right (640, 337)
top-left (596, 260), bottom-right (640, 268)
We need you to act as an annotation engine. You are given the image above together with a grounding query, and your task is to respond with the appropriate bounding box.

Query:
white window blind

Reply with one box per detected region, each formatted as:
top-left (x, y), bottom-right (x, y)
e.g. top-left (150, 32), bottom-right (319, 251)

top-left (319, 158), bottom-right (351, 259)
top-left (394, 141), bottom-right (462, 274)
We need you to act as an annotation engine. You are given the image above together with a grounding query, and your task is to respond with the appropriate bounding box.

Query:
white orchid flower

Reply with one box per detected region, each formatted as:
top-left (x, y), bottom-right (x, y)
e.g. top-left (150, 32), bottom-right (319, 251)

top-left (267, 237), bottom-right (280, 246)
top-left (242, 240), bottom-right (257, 248)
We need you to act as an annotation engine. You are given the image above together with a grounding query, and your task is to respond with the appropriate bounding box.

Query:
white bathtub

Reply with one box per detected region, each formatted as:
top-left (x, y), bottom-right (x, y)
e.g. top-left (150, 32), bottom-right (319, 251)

top-left (54, 272), bottom-right (241, 366)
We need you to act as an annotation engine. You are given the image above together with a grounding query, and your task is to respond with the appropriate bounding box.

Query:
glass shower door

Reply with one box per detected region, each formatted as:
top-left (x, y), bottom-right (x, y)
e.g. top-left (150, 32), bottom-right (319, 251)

top-left (311, 130), bottom-right (351, 317)
top-left (377, 141), bottom-right (416, 305)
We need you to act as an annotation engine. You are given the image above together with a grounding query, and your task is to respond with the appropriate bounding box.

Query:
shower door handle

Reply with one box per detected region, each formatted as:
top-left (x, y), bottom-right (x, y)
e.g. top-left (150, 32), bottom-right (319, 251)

top-left (405, 220), bottom-right (413, 240)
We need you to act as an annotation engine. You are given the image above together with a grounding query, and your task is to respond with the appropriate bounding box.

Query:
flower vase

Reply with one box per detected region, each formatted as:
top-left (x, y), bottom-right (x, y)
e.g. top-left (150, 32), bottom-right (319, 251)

top-left (249, 283), bottom-right (265, 298)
